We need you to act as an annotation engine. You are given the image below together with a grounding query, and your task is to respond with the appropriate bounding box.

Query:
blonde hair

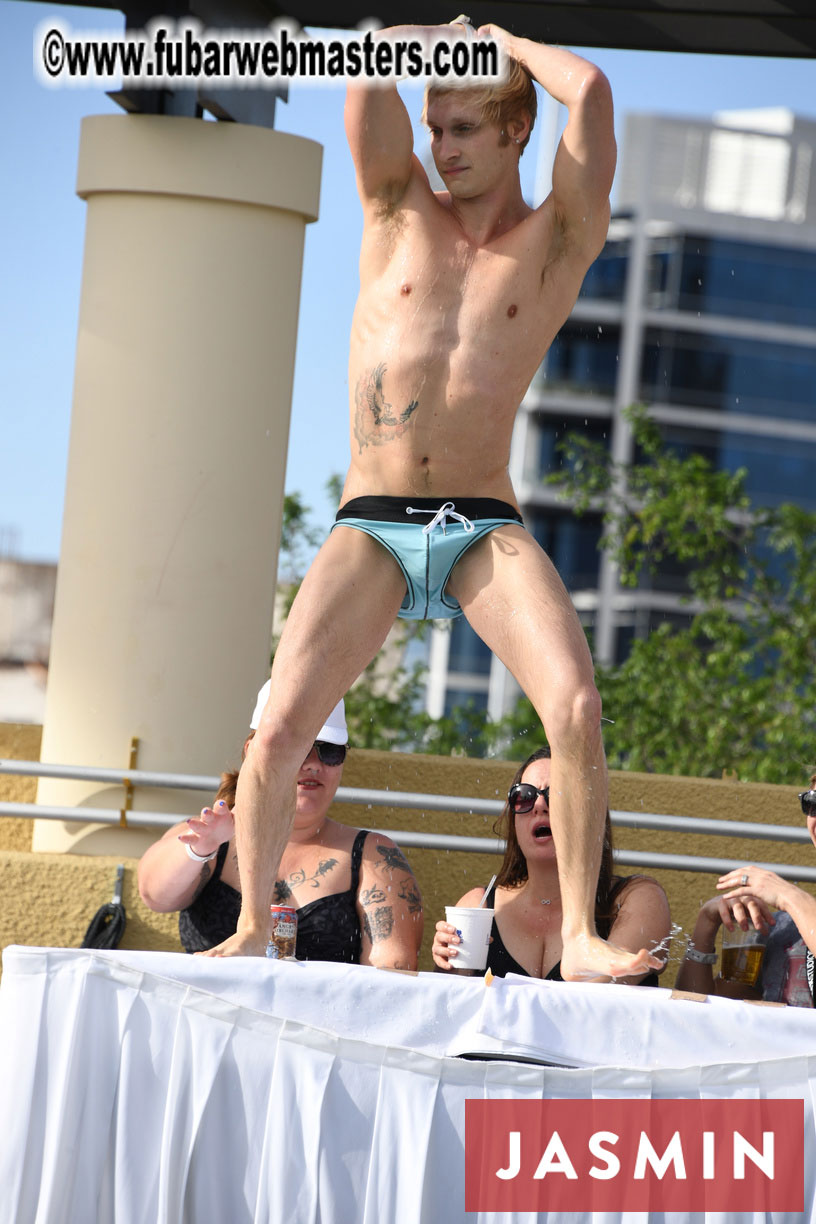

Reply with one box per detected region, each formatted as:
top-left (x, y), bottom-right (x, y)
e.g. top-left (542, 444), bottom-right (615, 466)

top-left (422, 57), bottom-right (538, 154)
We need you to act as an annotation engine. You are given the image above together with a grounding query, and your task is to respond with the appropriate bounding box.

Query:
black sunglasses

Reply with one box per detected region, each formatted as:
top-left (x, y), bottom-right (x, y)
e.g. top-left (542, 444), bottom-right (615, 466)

top-left (312, 740), bottom-right (347, 767)
top-left (799, 790), bottom-right (816, 817)
top-left (508, 782), bottom-right (550, 814)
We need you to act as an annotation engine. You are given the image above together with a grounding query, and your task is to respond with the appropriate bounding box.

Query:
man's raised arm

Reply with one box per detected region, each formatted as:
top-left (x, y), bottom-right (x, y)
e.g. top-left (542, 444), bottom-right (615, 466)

top-left (344, 84), bottom-right (413, 212)
top-left (344, 25), bottom-right (434, 212)
top-left (344, 22), bottom-right (479, 213)
top-left (482, 25), bottom-right (615, 257)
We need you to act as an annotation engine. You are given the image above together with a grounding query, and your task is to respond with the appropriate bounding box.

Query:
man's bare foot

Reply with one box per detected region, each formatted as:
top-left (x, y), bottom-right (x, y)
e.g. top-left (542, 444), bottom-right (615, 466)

top-left (195, 930), bottom-right (269, 958)
top-left (560, 932), bottom-right (662, 983)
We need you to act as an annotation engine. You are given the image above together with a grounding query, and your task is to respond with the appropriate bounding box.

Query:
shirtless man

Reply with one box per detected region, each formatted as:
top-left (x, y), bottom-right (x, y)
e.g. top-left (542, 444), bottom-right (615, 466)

top-left (206, 21), bottom-right (661, 981)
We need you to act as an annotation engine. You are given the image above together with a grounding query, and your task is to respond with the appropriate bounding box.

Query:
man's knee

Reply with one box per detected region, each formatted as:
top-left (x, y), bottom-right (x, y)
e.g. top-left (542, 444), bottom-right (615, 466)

top-left (544, 681), bottom-right (603, 754)
top-left (250, 712), bottom-right (312, 771)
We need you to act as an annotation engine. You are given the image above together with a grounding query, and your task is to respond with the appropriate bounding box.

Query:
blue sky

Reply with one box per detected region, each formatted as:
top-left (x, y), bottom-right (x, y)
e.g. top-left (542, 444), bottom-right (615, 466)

top-left (2, 1), bottom-right (815, 563)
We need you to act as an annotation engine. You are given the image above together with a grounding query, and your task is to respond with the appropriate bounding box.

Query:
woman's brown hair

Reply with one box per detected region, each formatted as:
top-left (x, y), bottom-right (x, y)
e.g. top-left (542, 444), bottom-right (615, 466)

top-left (212, 731), bottom-right (255, 809)
top-left (494, 746), bottom-right (620, 937)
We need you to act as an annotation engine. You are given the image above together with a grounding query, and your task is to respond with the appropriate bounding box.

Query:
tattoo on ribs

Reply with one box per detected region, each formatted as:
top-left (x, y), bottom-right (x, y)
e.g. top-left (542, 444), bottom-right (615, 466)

top-left (353, 363), bottom-right (418, 453)
top-left (364, 905), bottom-right (395, 943)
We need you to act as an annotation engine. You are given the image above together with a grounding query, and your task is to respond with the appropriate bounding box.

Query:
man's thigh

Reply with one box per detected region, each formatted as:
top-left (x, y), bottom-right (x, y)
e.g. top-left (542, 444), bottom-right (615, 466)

top-left (447, 523), bottom-right (595, 704)
top-left (265, 526), bottom-right (408, 737)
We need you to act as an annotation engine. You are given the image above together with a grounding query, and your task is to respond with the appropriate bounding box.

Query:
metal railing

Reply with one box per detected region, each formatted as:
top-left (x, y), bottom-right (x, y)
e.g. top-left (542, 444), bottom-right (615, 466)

top-left (2, 757), bottom-right (815, 881)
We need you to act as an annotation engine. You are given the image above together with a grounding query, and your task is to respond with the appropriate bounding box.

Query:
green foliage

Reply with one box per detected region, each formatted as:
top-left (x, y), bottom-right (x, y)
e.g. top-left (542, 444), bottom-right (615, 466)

top-left (550, 405), bottom-right (816, 783)
top-left (342, 661), bottom-right (429, 751)
top-left (325, 473), bottom-right (344, 507)
top-left (487, 696), bottom-right (548, 763)
top-left (343, 661), bottom-right (493, 756)
top-left (555, 405), bottom-right (753, 602)
top-left (278, 492), bottom-right (323, 589)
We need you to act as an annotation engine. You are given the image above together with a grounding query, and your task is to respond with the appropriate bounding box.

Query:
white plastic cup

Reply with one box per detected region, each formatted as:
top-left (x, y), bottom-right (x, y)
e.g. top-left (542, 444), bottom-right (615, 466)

top-left (445, 905), bottom-right (494, 971)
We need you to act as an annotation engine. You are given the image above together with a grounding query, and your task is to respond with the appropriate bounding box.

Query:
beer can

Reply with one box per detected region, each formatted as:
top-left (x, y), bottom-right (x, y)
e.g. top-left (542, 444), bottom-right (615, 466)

top-left (267, 905), bottom-right (298, 959)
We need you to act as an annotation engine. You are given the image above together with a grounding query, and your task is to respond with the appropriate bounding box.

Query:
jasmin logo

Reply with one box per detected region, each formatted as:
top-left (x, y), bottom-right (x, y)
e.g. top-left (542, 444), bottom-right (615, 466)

top-left (465, 1099), bottom-right (803, 1212)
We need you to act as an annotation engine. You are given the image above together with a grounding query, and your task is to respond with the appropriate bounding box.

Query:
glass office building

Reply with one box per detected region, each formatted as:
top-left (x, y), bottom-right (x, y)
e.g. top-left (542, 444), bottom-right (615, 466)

top-left (423, 108), bottom-right (816, 721)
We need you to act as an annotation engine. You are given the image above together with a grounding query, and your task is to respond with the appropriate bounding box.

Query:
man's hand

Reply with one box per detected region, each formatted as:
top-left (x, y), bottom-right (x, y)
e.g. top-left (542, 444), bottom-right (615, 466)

top-left (476, 23), bottom-right (516, 54)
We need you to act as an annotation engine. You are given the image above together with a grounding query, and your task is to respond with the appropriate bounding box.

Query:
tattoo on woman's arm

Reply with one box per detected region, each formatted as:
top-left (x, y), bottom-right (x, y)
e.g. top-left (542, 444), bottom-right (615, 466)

top-left (376, 844), bottom-right (412, 874)
top-left (364, 906), bottom-right (395, 943)
top-left (398, 877), bottom-right (422, 915)
top-left (360, 885), bottom-right (387, 906)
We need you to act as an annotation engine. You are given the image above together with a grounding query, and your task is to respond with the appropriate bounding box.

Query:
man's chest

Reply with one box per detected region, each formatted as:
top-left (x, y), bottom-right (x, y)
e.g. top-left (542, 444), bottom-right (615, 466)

top-left (375, 230), bottom-right (579, 346)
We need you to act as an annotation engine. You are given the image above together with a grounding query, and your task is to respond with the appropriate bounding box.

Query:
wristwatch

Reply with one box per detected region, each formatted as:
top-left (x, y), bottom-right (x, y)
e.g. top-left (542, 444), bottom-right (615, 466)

top-left (684, 945), bottom-right (718, 964)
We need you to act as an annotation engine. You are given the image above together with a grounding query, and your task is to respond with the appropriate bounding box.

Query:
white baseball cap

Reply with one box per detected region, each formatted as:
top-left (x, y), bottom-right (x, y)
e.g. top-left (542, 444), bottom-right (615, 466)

top-left (249, 679), bottom-right (348, 745)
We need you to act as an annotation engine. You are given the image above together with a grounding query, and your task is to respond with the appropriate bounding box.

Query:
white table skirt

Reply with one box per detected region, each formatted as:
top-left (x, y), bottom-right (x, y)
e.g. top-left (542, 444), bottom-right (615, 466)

top-left (1, 945), bottom-right (815, 1224)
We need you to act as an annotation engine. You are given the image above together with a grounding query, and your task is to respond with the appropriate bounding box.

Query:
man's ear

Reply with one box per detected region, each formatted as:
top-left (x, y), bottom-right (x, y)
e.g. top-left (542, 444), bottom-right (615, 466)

top-left (507, 113), bottom-right (531, 148)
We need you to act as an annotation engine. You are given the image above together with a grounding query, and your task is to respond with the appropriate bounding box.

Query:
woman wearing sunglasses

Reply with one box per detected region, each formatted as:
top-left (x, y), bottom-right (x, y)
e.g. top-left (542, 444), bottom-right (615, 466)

top-left (432, 746), bottom-right (671, 982)
top-left (138, 683), bottom-right (423, 968)
top-left (675, 774), bottom-right (816, 1006)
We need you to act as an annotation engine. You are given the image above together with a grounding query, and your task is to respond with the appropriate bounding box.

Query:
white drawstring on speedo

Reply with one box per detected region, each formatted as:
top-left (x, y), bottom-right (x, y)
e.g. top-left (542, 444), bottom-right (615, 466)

top-left (406, 501), bottom-right (475, 535)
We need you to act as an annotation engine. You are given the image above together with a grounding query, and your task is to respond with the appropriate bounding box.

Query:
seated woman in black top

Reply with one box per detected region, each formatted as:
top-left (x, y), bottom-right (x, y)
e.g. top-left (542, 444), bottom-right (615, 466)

top-left (432, 746), bottom-right (670, 984)
top-left (675, 769), bottom-right (816, 1006)
top-left (138, 686), bottom-right (423, 969)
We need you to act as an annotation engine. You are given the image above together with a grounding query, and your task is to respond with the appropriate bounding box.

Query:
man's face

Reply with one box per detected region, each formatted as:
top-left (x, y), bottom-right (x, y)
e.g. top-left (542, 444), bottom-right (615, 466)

top-left (425, 90), bottom-right (511, 199)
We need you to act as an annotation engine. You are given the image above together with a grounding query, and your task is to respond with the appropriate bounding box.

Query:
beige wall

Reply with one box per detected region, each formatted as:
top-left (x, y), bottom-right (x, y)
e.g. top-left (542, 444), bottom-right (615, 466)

top-left (2, 722), bottom-right (813, 983)
top-left (36, 115), bottom-right (322, 854)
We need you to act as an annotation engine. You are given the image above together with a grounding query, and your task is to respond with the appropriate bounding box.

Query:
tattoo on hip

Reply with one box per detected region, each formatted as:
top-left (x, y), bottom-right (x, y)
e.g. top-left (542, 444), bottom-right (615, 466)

top-left (354, 362), bottom-right (418, 453)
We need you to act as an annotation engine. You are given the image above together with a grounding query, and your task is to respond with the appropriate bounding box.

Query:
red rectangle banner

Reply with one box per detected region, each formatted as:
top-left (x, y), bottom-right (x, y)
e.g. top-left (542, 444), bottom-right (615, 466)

top-left (465, 1098), bottom-right (803, 1212)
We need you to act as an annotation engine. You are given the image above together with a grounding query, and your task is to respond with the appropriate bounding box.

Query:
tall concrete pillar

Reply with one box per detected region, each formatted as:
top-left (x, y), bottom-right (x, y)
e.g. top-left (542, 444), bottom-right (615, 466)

top-left (34, 115), bottom-right (322, 855)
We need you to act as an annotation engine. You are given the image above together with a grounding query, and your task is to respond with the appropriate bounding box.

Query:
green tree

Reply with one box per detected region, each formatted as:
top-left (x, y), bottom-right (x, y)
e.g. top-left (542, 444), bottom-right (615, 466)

top-left (546, 405), bottom-right (816, 783)
top-left (276, 491), bottom-right (324, 618)
top-left (342, 661), bottom-right (492, 755)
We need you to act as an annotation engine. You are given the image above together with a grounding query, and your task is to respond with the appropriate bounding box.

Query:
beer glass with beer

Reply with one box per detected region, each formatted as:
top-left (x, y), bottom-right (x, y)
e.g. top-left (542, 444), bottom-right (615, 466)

top-left (721, 923), bottom-right (768, 987)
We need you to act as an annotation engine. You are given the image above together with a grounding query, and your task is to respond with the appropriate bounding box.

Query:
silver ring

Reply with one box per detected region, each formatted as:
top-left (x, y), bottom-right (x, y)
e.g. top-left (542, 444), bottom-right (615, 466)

top-left (741, 873), bottom-right (749, 886)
